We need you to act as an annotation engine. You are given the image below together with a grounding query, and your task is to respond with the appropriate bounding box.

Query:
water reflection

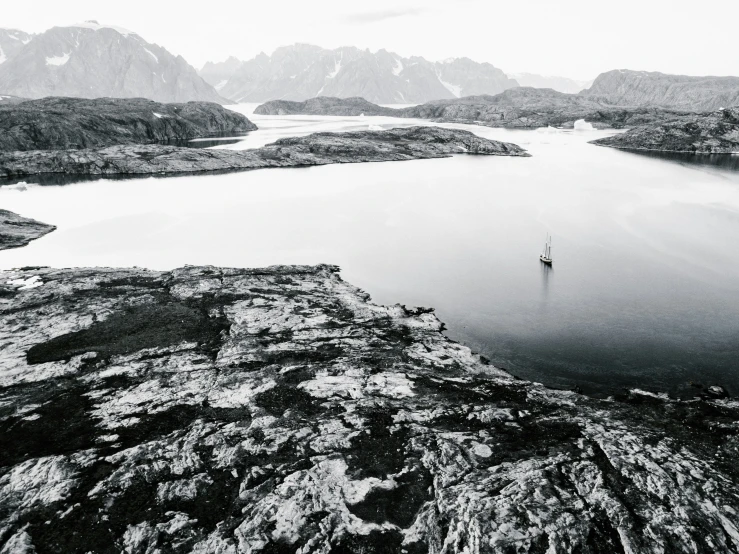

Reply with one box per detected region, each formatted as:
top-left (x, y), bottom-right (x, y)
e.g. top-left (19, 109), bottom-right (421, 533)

top-left (167, 137), bottom-right (246, 149)
top-left (540, 261), bottom-right (552, 298)
top-left (624, 150), bottom-right (739, 172)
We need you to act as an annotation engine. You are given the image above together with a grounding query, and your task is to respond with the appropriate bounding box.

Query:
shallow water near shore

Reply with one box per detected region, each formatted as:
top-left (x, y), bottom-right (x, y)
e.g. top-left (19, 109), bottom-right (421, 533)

top-left (2, 105), bottom-right (739, 397)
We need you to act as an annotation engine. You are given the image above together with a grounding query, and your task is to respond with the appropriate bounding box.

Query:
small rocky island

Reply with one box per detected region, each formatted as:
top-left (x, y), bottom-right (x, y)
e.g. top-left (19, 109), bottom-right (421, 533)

top-left (253, 97), bottom-right (398, 117)
top-left (0, 209), bottom-right (56, 250)
top-left (592, 107), bottom-right (739, 153)
top-left (0, 126), bottom-right (528, 179)
top-left (255, 90), bottom-right (688, 129)
top-left (0, 264), bottom-right (737, 553)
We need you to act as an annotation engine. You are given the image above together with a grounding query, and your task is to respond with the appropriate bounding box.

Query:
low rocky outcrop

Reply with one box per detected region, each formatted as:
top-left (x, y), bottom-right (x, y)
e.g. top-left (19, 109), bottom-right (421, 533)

top-left (0, 97), bottom-right (257, 152)
top-left (592, 107), bottom-right (739, 153)
top-left (0, 209), bottom-right (55, 250)
top-left (0, 264), bottom-right (737, 553)
top-left (0, 126), bottom-right (529, 178)
top-left (256, 89), bottom-right (687, 129)
top-left (253, 96), bottom-right (398, 116)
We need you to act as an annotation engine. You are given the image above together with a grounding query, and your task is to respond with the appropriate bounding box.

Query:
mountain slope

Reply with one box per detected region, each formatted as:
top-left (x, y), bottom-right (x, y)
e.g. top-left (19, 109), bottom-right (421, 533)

top-left (581, 69), bottom-right (739, 111)
top-left (200, 44), bottom-right (518, 104)
top-left (0, 22), bottom-right (227, 104)
top-left (0, 28), bottom-right (32, 65)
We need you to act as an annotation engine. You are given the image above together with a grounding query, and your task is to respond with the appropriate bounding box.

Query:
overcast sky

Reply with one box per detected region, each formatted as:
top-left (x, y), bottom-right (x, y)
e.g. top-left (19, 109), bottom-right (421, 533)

top-left (3, 0), bottom-right (737, 80)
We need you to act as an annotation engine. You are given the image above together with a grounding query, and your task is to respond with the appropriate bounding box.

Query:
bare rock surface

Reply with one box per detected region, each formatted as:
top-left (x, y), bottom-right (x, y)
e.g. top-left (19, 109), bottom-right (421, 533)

top-left (0, 264), bottom-right (738, 553)
top-left (592, 107), bottom-right (739, 153)
top-left (0, 209), bottom-right (55, 250)
top-left (0, 126), bottom-right (529, 179)
top-left (0, 97), bottom-right (256, 152)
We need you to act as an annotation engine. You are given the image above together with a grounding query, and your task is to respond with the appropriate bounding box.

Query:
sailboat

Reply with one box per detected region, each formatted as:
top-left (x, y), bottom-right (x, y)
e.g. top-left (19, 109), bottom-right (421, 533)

top-left (540, 234), bottom-right (553, 265)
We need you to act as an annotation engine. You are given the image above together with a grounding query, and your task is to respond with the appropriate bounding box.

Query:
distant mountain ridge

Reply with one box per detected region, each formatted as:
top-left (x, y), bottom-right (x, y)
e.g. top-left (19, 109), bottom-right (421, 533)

top-left (200, 44), bottom-right (519, 104)
top-left (256, 89), bottom-right (690, 129)
top-left (580, 69), bottom-right (739, 111)
top-left (0, 22), bottom-right (227, 104)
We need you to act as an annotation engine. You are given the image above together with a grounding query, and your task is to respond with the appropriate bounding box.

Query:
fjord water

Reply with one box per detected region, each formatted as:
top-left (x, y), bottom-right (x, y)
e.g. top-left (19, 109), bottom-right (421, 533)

top-left (2, 107), bottom-right (739, 397)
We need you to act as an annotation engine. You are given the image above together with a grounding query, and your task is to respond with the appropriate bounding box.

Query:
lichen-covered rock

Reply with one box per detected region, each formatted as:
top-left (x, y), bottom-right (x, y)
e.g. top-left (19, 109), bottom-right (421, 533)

top-left (0, 126), bottom-right (529, 178)
top-left (0, 209), bottom-right (55, 250)
top-left (0, 264), bottom-right (737, 553)
top-left (591, 107), bottom-right (739, 153)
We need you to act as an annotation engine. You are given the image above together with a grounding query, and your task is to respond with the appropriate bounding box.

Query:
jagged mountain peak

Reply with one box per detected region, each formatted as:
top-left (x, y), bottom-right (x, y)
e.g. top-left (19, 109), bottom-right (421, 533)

top-left (62, 20), bottom-right (137, 36)
top-left (198, 43), bottom-right (517, 104)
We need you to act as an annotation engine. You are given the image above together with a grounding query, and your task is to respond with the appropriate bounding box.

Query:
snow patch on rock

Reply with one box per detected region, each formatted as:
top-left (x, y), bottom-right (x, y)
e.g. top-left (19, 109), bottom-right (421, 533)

top-left (6, 275), bottom-right (43, 290)
top-left (435, 70), bottom-right (462, 98)
top-left (143, 47), bottom-right (158, 63)
top-left (45, 53), bottom-right (70, 66)
top-left (68, 20), bottom-right (136, 36)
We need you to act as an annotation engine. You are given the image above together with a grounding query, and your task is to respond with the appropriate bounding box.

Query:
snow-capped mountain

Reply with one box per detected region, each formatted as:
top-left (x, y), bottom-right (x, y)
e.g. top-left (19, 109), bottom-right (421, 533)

top-left (0, 22), bottom-right (227, 103)
top-left (0, 28), bottom-right (33, 66)
top-left (508, 72), bottom-right (593, 94)
top-left (200, 44), bottom-right (519, 104)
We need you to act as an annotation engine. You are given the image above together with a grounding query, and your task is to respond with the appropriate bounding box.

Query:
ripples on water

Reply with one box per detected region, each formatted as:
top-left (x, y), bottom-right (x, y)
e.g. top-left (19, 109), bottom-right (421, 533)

top-left (2, 106), bottom-right (738, 398)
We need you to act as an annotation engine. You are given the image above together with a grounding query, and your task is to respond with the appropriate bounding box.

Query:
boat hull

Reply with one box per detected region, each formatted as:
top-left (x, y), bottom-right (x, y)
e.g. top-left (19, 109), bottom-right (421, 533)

top-left (540, 256), bottom-right (553, 265)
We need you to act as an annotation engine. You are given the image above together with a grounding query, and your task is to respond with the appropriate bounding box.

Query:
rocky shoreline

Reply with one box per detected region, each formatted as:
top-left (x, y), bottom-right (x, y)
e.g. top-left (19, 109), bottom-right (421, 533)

top-left (0, 210), bottom-right (56, 250)
top-left (0, 126), bottom-right (529, 179)
top-left (1, 264), bottom-right (737, 553)
top-left (591, 107), bottom-right (739, 154)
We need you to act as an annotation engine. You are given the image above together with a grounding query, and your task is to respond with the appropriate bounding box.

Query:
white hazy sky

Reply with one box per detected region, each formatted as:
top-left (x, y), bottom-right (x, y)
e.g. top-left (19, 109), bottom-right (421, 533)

top-left (2, 0), bottom-right (737, 80)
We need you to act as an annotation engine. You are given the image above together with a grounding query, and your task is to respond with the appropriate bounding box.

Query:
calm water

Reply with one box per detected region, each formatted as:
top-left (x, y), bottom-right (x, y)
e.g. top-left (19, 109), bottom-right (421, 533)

top-left (2, 105), bottom-right (739, 397)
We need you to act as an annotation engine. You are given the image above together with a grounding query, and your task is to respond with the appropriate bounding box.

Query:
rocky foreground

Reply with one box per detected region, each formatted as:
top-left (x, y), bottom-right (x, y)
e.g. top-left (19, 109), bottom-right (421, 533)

top-left (0, 127), bottom-right (528, 179)
top-left (0, 97), bottom-right (256, 152)
top-left (1, 264), bottom-right (738, 553)
top-left (0, 210), bottom-right (55, 250)
top-left (592, 107), bottom-right (739, 153)
top-left (255, 90), bottom-right (691, 130)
